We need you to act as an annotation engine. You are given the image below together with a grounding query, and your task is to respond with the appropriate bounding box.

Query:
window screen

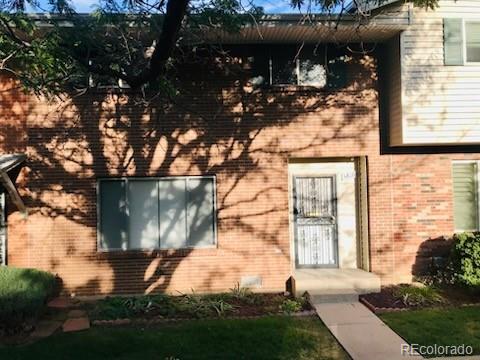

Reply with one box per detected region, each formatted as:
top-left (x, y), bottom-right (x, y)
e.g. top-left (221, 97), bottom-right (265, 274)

top-left (99, 180), bottom-right (128, 250)
top-left (452, 162), bottom-right (479, 231)
top-left (98, 177), bottom-right (216, 251)
top-left (443, 18), bottom-right (464, 65)
top-left (466, 22), bottom-right (480, 63)
top-left (159, 178), bottom-right (188, 249)
top-left (187, 177), bottom-right (215, 247)
top-left (128, 180), bottom-right (159, 249)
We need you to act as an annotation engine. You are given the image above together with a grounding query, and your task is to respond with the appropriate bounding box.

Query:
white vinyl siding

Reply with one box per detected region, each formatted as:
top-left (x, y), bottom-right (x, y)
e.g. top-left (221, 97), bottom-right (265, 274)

top-left (386, 0), bottom-right (480, 145)
top-left (452, 161), bottom-right (480, 232)
top-left (98, 177), bottom-right (216, 251)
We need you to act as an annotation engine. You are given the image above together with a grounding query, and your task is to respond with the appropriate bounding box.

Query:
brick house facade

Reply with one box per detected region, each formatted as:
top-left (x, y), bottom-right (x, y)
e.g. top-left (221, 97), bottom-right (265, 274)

top-left (0, 41), bottom-right (479, 296)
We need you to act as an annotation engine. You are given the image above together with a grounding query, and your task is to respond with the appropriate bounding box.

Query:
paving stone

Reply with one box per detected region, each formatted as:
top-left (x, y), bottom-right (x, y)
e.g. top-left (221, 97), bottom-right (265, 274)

top-left (63, 317), bottom-right (90, 332)
top-left (30, 320), bottom-right (62, 338)
top-left (67, 309), bottom-right (87, 318)
top-left (48, 298), bottom-right (73, 309)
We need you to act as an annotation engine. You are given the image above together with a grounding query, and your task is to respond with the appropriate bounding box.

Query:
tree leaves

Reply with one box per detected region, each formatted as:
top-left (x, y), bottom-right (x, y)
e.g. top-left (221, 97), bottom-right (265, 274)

top-left (0, 0), bottom-right (440, 97)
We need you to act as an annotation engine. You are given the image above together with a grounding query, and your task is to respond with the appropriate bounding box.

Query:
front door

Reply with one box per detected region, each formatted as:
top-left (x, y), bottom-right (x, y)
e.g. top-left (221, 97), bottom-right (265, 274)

top-left (293, 176), bottom-right (338, 268)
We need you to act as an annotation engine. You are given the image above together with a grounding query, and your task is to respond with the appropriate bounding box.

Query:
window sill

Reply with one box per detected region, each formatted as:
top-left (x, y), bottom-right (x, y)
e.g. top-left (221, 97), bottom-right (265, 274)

top-left (260, 84), bottom-right (345, 93)
top-left (95, 246), bottom-right (218, 259)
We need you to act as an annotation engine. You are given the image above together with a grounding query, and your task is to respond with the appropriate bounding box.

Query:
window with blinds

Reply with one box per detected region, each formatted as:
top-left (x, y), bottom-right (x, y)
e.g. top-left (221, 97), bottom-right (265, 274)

top-left (466, 22), bottom-right (480, 63)
top-left (443, 19), bottom-right (480, 65)
top-left (98, 177), bottom-right (216, 251)
top-left (452, 162), bottom-right (479, 231)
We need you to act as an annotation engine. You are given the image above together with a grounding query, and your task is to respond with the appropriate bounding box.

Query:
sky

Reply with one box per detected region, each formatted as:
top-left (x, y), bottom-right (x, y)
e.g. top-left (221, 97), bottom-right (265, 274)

top-left (26, 0), bottom-right (310, 14)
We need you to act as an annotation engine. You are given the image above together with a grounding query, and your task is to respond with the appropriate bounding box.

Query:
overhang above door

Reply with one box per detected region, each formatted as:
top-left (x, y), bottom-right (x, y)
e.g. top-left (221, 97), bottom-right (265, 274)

top-left (0, 153), bottom-right (27, 214)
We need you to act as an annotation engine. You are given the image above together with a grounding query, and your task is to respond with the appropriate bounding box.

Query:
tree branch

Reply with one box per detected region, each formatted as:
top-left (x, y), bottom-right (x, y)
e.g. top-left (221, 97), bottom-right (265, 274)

top-left (128, 0), bottom-right (189, 88)
top-left (0, 15), bottom-right (31, 47)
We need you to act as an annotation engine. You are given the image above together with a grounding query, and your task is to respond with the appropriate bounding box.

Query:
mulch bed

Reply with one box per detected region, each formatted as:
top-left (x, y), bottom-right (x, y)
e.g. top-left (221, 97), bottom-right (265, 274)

top-left (360, 286), bottom-right (408, 313)
top-left (86, 292), bottom-right (314, 323)
top-left (92, 310), bottom-right (318, 327)
top-left (360, 285), bottom-right (480, 314)
top-left (225, 293), bottom-right (313, 317)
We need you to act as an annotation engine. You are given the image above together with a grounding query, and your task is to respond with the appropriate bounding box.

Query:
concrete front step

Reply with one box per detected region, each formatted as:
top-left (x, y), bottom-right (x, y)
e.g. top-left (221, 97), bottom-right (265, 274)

top-left (294, 268), bottom-right (381, 298)
top-left (308, 292), bottom-right (359, 304)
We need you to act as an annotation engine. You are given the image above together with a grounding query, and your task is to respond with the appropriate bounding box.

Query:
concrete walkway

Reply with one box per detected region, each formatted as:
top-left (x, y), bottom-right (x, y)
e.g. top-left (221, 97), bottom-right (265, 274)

top-left (314, 302), bottom-right (421, 360)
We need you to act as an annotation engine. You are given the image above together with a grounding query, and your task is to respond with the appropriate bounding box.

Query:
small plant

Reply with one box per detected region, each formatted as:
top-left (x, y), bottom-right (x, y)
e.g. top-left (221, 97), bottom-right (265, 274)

top-left (230, 283), bottom-right (252, 299)
top-left (209, 298), bottom-right (234, 316)
top-left (280, 299), bottom-right (303, 314)
top-left (176, 291), bottom-right (234, 318)
top-left (92, 294), bottom-right (177, 320)
top-left (393, 285), bottom-right (444, 307)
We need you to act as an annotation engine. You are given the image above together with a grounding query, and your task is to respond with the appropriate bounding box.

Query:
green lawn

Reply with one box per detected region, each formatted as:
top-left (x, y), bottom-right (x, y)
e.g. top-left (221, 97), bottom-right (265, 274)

top-left (380, 306), bottom-right (480, 357)
top-left (0, 316), bottom-right (349, 360)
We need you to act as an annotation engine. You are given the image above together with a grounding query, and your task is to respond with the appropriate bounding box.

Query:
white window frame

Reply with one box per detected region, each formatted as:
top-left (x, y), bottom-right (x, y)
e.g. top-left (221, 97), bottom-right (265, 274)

top-left (96, 176), bottom-right (218, 252)
top-left (452, 160), bottom-right (480, 233)
top-left (462, 19), bottom-right (480, 65)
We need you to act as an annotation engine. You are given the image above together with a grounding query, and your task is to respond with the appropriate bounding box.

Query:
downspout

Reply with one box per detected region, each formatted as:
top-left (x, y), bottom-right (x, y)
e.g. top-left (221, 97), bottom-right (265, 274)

top-left (408, 2), bottom-right (413, 25)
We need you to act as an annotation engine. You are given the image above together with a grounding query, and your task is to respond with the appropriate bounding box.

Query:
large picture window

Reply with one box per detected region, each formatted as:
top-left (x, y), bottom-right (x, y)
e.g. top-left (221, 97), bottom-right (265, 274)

top-left (98, 176), bottom-right (217, 251)
top-left (452, 162), bottom-right (479, 231)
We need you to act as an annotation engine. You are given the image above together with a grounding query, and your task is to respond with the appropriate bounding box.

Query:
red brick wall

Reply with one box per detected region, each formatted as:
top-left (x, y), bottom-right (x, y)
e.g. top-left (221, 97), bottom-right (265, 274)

top-left (0, 52), bottom-right (479, 296)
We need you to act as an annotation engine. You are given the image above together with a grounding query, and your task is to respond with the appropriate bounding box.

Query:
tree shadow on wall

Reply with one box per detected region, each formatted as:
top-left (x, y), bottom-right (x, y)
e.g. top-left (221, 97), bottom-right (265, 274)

top-left (6, 47), bottom-right (383, 296)
top-left (412, 236), bottom-right (453, 280)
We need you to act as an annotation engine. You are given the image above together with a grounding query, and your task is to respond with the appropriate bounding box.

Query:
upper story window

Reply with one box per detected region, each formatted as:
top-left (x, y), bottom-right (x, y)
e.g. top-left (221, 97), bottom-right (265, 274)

top-left (269, 47), bottom-right (328, 87)
top-left (444, 18), bottom-right (480, 65)
top-left (249, 45), bottom-right (347, 89)
top-left (465, 21), bottom-right (480, 63)
top-left (452, 161), bottom-right (480, 232)
top-left (98, 176), bottom-right (217, 251)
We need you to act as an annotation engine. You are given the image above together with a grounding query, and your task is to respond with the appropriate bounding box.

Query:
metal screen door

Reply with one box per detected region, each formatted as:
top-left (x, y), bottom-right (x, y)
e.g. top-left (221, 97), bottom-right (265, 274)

top-left (293, 176), bottom-right (338, 268)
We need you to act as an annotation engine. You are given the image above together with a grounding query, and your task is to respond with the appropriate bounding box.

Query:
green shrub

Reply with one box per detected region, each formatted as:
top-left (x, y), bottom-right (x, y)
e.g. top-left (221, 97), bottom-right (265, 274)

top-left (448, 232), bottom-right (480, 287)
top-left (0, 267), bottom-right (57, 332)
top-left (393, 284), bottom-right (444, 307)
top-left (280, 299), bottom-right (303, 314)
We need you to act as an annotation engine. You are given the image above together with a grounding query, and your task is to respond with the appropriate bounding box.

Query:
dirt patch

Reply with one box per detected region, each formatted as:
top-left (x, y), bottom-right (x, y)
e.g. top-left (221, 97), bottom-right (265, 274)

top-left (360, 286), bottom-right (408, 312)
